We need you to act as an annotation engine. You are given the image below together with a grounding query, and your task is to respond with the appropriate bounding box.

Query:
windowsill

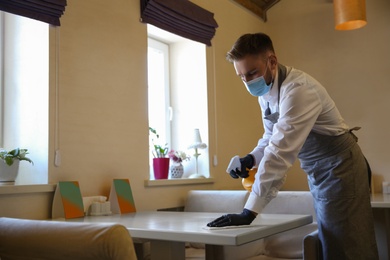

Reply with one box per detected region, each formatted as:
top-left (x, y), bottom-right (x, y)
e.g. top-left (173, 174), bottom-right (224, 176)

top-left (144, 177), bottom-right (215, 187)
top-left (0, 178), bottom-right (215, 193)
top-left (0, 184), bottom-right (56, 195)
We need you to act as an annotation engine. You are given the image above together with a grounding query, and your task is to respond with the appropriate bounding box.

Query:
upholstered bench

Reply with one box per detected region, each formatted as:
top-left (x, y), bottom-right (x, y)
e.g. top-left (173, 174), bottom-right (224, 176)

top-left (0, 217), bottom-right (137, 260)
top-left (184, 190), bottom-right (318, 260)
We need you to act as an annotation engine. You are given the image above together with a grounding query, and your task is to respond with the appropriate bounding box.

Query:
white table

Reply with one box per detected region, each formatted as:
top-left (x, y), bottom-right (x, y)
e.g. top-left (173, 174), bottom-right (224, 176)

top-left (371, 193), bottom-right (390, 208)
top-left (68, 211), bottom-right (312, 260)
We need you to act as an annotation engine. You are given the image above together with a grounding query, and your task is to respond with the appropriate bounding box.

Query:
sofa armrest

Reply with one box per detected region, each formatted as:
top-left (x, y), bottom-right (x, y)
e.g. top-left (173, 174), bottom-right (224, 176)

top-left (303, 229), bottom-right (322, 260)
top-left (0, 217), bottom-right (137, 260)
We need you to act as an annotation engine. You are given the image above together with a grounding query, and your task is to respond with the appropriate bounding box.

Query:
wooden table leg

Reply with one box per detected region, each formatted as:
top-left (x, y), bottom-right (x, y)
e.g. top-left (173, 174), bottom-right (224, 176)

top-left (150, 240), bottom-right (185, 260)
top-left (205, 244), bottom-right (224, 260)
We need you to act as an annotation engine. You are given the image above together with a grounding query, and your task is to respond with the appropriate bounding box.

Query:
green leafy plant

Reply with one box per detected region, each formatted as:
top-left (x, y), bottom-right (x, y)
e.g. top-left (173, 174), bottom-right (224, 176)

top-left (149, 127), bottom-right (168, 158)
top-left (0, 148), bottom-right (34, 166)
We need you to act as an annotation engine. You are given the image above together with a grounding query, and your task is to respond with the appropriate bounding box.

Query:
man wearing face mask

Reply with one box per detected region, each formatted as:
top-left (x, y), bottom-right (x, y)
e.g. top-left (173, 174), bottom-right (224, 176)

top-left (207, 33), bottom-right (378, 260)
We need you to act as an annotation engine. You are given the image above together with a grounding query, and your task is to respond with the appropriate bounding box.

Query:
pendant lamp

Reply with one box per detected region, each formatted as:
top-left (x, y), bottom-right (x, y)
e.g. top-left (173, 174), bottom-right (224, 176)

top-left (334, 0), bottom-right (367, 30)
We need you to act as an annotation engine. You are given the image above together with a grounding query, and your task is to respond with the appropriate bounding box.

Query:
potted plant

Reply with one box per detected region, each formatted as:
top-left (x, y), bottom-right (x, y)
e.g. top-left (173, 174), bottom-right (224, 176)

top-left (149, 127), bottom-right (169, 179)
top-left (0, 148), bottom-right (33, 183)
top-left (168, 150), bottom-right (190, 178)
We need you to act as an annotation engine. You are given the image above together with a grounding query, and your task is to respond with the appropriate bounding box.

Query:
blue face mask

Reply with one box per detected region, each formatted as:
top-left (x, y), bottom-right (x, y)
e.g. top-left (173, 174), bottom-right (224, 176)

top-left (243, 60), bottom-right (273, 97)
top-left (244, 76), bottom-right (273, 97)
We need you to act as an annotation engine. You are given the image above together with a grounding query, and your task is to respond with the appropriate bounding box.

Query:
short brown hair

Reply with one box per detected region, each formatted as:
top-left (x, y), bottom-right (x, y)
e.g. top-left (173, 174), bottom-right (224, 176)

top-left (226, 33), bottom-right (275, 63)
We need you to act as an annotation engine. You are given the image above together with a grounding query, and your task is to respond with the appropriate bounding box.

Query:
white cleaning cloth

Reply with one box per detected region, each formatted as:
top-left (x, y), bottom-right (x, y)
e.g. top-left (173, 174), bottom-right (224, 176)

top-left (203, 224), bottom-right (262, 230)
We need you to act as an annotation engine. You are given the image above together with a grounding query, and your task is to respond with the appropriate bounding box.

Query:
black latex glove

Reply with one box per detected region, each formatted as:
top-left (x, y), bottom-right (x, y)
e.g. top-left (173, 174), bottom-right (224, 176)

top-left (206, 209), bottom-right (256, 227)
top-left (229, 154), bottom-right (254, 179)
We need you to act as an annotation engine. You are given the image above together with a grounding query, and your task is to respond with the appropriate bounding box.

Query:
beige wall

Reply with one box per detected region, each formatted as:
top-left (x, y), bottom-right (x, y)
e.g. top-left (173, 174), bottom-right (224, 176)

top-left (1, 0), bottom-right (389, 218)
top-left (265, 0), bottom-right (390, 192)
top-left (46, 0), bottom-right (269, 214)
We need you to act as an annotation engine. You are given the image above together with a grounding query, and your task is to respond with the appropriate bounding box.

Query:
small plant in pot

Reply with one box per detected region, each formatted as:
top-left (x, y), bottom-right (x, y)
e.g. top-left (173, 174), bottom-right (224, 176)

top-left (0, 148), bottom-right (33, 166)
top-left (149, 127), bottom-right (168, 158)
top-left (149, 127), bottom-right (170, 179)
top-left (0, 148), bottom-right (33, 183)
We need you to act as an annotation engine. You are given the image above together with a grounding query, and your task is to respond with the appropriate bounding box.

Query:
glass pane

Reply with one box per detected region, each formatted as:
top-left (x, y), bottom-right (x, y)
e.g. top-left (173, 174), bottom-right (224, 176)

top-left (147, 46), bottom-right (168, 142)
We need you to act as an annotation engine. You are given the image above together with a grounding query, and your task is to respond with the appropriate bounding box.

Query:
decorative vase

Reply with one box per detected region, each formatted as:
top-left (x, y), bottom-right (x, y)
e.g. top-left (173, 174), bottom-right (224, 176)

top-left (0, 160), bottom-right (20, 184)
top-left (153, 158), bottom-right (170, 179)
top-left (170, 163), bottom-right (184, 179)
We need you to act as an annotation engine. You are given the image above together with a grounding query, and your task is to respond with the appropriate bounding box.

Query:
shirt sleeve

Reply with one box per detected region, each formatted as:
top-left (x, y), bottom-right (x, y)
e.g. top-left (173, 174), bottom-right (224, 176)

top-left (245, 81), bottom-right (323, 213)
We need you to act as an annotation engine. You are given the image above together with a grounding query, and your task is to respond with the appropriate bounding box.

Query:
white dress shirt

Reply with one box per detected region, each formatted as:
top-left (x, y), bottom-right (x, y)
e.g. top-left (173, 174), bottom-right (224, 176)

top-left (244, 65), bottom-right (349, 213)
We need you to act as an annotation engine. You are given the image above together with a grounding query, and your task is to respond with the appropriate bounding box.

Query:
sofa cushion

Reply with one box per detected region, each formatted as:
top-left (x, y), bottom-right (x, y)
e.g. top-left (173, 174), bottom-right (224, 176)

top-left (222, 239), bottom-right (266, 260)
top-left (262, 191), bottom-right (316, 221)
top-left (185, 246), bottom-right (206, 259)
top-left (184, 190), bottom-right (249, 213)
top-left (185, 239), bottom-right (265, 260)
top-left (263, 223), bottom-right (318, 259)
top-left (184, 190), bottom-right (317, 260)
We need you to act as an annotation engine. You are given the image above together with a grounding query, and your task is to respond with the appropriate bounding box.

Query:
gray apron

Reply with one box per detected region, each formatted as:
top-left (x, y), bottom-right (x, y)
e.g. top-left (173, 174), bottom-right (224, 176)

top-left (298, 132), bottom-right (379, 260)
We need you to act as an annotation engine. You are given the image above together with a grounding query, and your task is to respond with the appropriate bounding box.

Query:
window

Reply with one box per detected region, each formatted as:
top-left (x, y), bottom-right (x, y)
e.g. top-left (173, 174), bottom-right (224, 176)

top-left (147, 25), bottom-right (209, 179)
top-left (148, 38), bottom-right (171, 151)
top-left (0, 12), bottom-right (49, 184)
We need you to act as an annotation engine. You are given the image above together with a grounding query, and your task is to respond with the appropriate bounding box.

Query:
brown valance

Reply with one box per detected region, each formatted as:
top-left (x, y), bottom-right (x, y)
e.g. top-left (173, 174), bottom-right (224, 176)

top-left (0, 0), bottom-right (67, 26)
top-left (140, 0), bottom-right (218, 46)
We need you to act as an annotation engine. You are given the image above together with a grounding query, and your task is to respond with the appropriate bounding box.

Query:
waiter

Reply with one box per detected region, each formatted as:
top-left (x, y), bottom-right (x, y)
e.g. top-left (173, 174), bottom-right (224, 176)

top-left (207, 33), bottom-right (378, 260)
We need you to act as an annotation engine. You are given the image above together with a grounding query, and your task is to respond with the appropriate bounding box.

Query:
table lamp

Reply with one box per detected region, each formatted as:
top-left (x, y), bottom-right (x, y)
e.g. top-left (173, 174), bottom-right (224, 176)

top-left (188, 128), bottom-right (207, 178)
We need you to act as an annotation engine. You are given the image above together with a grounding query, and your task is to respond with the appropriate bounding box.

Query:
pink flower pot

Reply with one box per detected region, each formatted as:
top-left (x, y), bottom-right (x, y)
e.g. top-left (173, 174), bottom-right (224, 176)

top-left (153, 158), bottom-right (170, 179)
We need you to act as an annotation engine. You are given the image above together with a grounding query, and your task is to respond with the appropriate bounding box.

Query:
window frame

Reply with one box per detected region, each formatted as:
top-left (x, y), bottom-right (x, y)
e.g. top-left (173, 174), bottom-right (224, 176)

top-left (0, 11), bottom-right (49, 184)
top-left (147, 25), bottom-right (210, 180)
top-left (147, 37), bottom-right (172, 149)
top-left (0, 12), bottom-right (4, 146)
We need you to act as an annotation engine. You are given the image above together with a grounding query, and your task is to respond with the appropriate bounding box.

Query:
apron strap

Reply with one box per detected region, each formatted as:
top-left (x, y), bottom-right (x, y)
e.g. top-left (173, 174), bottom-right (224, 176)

top-left (277, 64), bottom-right (287, 104)
top-left (264, 64), bottom-right (288, 123)
top-left (349, 126), bottom-right (361, 142)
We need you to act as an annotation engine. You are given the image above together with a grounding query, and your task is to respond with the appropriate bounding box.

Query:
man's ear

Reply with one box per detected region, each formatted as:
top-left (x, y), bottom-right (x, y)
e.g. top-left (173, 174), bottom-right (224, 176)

top-left (269, 55), bottom-right (278, 69)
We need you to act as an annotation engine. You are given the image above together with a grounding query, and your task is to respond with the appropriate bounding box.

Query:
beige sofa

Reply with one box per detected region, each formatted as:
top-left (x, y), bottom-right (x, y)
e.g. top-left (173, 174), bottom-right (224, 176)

top-left (0, 217), bottom-right (137, 260)
top-left (184, 190), bottom-right (319, 260)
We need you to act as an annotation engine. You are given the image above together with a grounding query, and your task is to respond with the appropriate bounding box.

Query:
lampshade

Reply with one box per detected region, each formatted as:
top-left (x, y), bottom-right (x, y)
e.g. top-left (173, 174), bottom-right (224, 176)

top-left (334, 0), bottom-right (367, 30)
top-left (188, 129), bottom-right (207, 149)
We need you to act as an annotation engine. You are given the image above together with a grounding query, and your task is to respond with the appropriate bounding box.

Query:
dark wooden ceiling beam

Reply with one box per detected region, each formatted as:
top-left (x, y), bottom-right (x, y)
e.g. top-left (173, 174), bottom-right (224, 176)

top-left (232, 0), bottom-right (281, 22)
